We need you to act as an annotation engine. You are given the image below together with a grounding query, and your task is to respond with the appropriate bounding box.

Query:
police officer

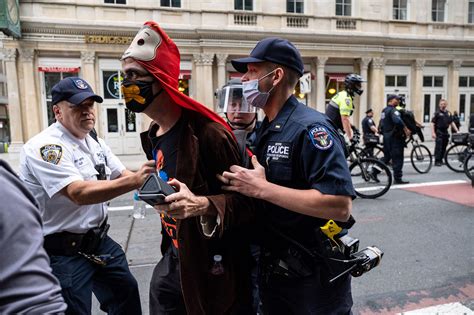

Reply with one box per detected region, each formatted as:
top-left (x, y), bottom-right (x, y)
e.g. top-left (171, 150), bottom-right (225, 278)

top-left (431, 99), bottom-right (459, 166)
top-left (221, 37), bottom-right (356, 314)
top-left (326, 73), bottom-right (365, 140)
top-left (0, 160), bottom-right (66, 314)
top-left (19, 77), bottom-right (155, 314)
top-left (361, 108), bottom-right (379, 157)
top-left (381, 94), bottom-right (411, 184)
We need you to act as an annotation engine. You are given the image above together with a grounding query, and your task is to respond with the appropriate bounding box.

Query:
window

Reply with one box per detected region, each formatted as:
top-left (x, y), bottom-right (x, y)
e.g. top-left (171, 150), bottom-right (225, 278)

top-left (385, 75), bottom-right (407, 87)
top-left (287, 0), bottom-right (304, 14)
top-left (44, 72), bottom-right (76, 126)
top-left (459, 94), bottom-right (466, 121)
top-left (423, 75), bottom-right (444, 87)
top-left (424, 94), bottom-right (431, 122)
top-left (104, 0), bottom-right (126, 4)
top-left (336, 0), bottom-right (351, 16)
top-left (393, 0), bottom-right (408, 20)
top-left (161, 0), bottom-right (181, 8)
top-left (235, 0), bottom-right (253, 11)
top-left (460, 76), bottom-right (468, 87)
top-left (432, 0), bottom-right (446, 22)
top-left (469, 0), bottom-right (474, 23)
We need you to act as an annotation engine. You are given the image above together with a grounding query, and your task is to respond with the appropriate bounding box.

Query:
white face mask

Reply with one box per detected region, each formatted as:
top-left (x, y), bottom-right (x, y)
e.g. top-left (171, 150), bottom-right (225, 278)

top-left (242, 69), bottom-right (277, 109)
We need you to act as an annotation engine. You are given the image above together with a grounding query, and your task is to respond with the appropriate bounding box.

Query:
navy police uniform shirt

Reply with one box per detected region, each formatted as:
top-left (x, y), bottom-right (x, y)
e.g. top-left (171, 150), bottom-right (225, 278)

top-left (362, 116), bottom-right (376, 135)
top-left (431, 110), bottom-right (453, 133)
top-left (380, 106), bottom-right (405, 134)
top-left (255, 96), bottom-right (355, 249)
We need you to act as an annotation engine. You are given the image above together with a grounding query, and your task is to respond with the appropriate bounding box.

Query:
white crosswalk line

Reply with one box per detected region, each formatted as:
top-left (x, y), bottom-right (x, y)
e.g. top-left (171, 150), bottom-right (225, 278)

top-left (398, 302), bottom-right (474, 314)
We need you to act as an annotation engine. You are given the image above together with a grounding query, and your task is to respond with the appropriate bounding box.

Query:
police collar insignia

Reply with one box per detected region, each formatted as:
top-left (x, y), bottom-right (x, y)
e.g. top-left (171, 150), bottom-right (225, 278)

top-left (74, 79), bottom-right (88, 90)
top-left (40, 144), bottom-right (63, 165)
top-left (309, 126), bottom-right (333, 150)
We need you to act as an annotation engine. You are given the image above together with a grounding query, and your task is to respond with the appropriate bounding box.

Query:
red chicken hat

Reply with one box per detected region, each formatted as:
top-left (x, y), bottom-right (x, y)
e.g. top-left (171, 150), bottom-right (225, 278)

top-left (122, 21), bottom-right (233, 132)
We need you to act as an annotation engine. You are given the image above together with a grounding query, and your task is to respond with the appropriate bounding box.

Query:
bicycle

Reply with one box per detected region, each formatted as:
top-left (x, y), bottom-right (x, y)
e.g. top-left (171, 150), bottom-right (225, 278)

top-left (358, 132), bottom-right (432, 174)
top-left (347, 130), bottom-right (392, 199)
top-left (407, 133), bottom-right (432, 174)
top-left (444, 133), bottom-right (471, 173)
top-left (462, 134), bottom-right (474, 182)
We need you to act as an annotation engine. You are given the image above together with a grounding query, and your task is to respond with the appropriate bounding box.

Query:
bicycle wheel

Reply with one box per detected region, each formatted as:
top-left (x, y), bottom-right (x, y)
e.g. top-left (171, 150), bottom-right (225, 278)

top-left (360, 145), bottom-right (384, 160)
top-left (463, 152), bottom-right (474, 181)
top-left (444, 144), bottom-right (468, 173)
top-left (373, 145), bottom-right (384, 160)
top-left (349, 158), bottom-right (392, 199)
top-left (410, 144), bottom-right (432, 174)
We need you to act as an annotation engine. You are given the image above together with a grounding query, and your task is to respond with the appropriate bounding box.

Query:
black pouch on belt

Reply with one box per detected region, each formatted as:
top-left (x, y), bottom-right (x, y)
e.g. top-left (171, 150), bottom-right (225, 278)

top-left (80, 220), bottom-right (110, 254)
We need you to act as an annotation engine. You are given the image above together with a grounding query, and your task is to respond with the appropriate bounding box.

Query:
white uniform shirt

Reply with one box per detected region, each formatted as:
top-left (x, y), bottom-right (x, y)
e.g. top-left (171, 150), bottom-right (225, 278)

top-left (19, 122), bottom-right (126, 236)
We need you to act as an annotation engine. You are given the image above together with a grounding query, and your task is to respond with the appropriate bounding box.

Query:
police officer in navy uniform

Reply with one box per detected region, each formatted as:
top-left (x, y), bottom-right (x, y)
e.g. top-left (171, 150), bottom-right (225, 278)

top-left (361, 108), bottom-right (379, 157)
top-left (381, 94), bottom-right (411, 184)
top-left (431, 99), bottom-right (458, 166)
top-left (220, 37), bottom-right (355, 314)
top-left (19, 77), bottom-right (156, 314)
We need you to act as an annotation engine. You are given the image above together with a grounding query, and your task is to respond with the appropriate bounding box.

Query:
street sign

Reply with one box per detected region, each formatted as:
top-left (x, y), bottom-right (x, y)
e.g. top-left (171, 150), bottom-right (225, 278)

top-left (299, 72), bottom-right (311, 94)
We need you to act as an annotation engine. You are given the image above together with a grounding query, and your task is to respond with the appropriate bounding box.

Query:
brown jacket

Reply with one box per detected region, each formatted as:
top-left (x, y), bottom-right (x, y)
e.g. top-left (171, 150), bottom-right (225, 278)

top-left (140, 110), bottom-right (254, 315)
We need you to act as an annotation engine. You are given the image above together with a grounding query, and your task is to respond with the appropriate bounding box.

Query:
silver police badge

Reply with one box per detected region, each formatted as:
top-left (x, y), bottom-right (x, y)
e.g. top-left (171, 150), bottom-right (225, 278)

top-left (309, 126), bottom-right (333, 150)
top-left (40, 144), bottom-right (63, 165)
top-left (74, 79), bottom-right (88, 90)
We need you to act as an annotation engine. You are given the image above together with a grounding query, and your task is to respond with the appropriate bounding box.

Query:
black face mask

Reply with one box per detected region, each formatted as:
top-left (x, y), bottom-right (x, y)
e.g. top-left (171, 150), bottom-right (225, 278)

top-left (121, 79), bottom-right (163, 113)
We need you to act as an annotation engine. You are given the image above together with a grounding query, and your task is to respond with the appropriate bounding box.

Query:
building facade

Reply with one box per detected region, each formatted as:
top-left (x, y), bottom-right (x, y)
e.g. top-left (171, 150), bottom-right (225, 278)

top-left (1, 0), bottom-right (474, 153)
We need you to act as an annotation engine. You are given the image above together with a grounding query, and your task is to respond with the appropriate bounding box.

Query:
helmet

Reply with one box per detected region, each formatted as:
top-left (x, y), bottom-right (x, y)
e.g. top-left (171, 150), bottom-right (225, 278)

top-left (216, 78), bottom-right (257, 129)
top-left (344, 74), bottom-right (365, 96)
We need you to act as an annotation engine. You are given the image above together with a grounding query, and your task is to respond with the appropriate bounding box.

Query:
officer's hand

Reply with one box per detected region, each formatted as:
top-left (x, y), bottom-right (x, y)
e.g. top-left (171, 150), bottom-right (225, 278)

top-left (432, 132), bottom-right (436, 139)
top-left (404, 127), bottom-right (411, 138)
top-left (135, 160), bottom-right (156, 188)
top-left (218, 156), bottom-right (268, 198)
top-left (155, 178), bottom-right (210, 219)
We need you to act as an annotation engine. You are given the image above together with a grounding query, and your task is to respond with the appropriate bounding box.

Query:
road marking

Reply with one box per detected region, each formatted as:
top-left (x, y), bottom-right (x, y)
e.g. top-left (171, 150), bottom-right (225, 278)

top-left (397, 302), bottom-right (474, 314)
top-left (355, 179), bottom-right (468, 192)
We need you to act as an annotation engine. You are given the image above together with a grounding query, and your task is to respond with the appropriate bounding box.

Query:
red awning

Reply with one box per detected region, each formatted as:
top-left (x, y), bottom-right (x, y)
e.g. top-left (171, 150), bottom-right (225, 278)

top-left (179, 70), bottom-right (191, 80)
top-left (38, 66), bottom-right (80, 73)
top-left (327, 73), bottom-right (347, 82)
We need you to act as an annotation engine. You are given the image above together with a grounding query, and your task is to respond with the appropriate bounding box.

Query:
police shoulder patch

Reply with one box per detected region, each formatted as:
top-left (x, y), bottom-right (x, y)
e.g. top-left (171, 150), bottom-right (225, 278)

top-left (309, 126), bottom-right (334, 150)
top-left (40, 144), bottom-right (63, 165)
top-left (345, 98), bottom-right (351, 106)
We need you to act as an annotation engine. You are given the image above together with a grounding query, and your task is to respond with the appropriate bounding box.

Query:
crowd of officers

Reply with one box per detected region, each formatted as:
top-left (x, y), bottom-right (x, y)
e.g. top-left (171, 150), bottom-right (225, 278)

top-left (0, 20), bottom-right (467, 315)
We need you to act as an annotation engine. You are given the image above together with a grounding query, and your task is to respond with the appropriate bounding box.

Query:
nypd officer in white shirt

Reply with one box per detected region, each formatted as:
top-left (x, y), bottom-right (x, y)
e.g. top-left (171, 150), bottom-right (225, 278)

top-left (19, 77), bottom-right (155, 314)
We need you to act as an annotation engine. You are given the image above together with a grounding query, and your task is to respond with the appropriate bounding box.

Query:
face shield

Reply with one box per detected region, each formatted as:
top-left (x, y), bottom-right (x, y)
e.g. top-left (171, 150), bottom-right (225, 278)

top-left (216, 84), bottom-right (257, 129)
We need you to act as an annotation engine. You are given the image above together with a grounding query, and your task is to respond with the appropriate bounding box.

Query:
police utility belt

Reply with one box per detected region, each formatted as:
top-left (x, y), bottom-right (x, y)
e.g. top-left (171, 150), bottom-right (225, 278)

top-left (260, 217), bottom-right (356, 280)
top-left (44, 218), bottom-right (109, 257)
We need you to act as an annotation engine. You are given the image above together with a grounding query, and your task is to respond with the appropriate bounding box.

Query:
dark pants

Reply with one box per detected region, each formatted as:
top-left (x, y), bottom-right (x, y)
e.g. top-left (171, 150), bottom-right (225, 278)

top-left (258, 264), bottom-right (352, 314)
top-left (49, 236), bottom-right (141, 315)
top-left (149, 246), bottom-right (186, 315)
top-left (434, 130), bottom-right (449, 163)
top-left (383, 133), bottom-right (405, 180)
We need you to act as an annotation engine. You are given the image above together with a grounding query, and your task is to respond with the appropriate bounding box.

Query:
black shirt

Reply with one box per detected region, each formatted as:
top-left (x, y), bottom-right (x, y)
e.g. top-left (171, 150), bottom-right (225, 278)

top-left (362, 116), bottom-right (376, 135)
top-left (149, 117), bottom-right (184, 249)
top-left (431, 110), bottom-right (453, 132)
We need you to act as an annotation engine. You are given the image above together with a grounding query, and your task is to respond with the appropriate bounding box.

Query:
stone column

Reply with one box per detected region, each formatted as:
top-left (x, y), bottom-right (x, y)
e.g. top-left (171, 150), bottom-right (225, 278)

top-left (19, 48), bottom-right (41, 140)
top-left (216, 53), bottom-right (228, 89)
top-left (81, 51), bottom-right (96, 91)
top-left (411, 59), bottom-right (425, 123)
top-left (359, 57), bottom-right (371, 118)
top-left (193, 53), bottom-right (215, 110)
top-left (3, 48), bottom-right (24, 151)
top-left (315, 56), bottom-right (328, 112)
top-left (448, 59), bottom-right (462, 116)
top-left (368, 57), bottom-right (386, 122)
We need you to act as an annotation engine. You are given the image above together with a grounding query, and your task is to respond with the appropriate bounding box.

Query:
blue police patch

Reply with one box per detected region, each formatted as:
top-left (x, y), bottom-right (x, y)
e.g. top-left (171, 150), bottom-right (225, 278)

top-left (309, 126), bottom-right (333, 150)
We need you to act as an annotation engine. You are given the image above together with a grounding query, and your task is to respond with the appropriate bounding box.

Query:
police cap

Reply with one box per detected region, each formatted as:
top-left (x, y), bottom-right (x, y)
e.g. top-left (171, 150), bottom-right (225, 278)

top-left (231, 37), bottom-right (304, 77)
top-left (52, 77), bottom-right (103, 106)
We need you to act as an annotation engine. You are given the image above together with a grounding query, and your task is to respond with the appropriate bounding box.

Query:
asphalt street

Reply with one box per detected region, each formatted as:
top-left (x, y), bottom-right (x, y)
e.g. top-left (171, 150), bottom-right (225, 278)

top-left (92, 160), bottom-right (473, 315)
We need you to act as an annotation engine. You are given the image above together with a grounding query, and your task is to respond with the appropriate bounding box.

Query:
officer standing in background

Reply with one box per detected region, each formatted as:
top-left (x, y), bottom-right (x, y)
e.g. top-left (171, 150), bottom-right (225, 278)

top-left (19, 77), bottom-right (156, 314)
top-left (220, 37), bottom-right (355, 314)
top-left (431, 99), bottom-right (459, 166)
top-left (361, 108), bottom-right (379, 157)
top-left (326, 73), bottom-right (365, 140)
top-left (381, 94), bottom-right (411, 184)
top-left (0, 160), bottom-right (67, 314)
